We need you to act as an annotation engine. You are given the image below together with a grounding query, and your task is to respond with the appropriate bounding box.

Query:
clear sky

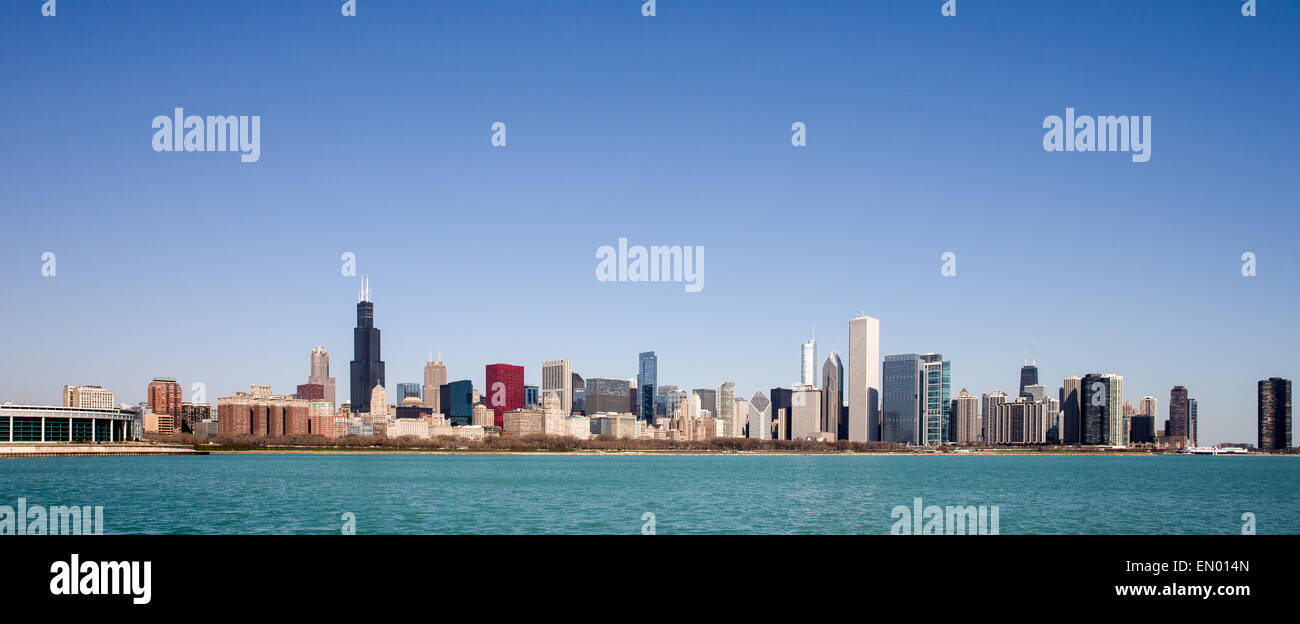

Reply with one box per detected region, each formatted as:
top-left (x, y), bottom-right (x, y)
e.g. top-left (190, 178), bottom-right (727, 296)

top-left (1, 1), bottom-right (1296, 445)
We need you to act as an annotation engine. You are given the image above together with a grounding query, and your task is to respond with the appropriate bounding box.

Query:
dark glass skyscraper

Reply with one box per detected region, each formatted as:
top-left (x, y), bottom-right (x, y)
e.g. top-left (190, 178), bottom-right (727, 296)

top-left (882, 354), bottom-right (921, 445)
top-left (1169, 386), bottom-right (1189, 443)
top-left (439, 380), bottom-right (474, 426)
top-left (1258, 377), bottom-right (1292, 450)
top-left (821, 350), bottom-right (843, 439)
top-left (637, 351), bottom-right (657, 423)
top-left (1019, 365), bottom-right (1039, 399)
top-left (349, 277), bottom-right (385, 414)
top-left (1080, 374), bottom-right (1109, 445)
top-left (769, 387), bottom-right (792, 440)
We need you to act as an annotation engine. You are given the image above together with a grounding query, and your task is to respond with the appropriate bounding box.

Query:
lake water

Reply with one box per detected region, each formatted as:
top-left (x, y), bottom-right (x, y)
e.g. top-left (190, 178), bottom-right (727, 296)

top-left (2, 454), bottom-right (1296, 534)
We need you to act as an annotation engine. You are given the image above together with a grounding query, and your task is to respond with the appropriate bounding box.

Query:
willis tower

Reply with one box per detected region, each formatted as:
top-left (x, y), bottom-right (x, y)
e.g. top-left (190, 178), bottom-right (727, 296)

top-left (350, 276), bottom-right (385, 414)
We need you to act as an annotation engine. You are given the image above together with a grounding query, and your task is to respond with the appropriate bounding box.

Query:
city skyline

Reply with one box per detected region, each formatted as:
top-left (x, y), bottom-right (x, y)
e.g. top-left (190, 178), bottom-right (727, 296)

top-left (2, 1), bottom-right (1296, 446)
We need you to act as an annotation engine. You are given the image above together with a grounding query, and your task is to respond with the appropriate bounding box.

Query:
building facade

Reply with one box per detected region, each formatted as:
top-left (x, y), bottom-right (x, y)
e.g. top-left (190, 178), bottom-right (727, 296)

top-left (848, 314), bottom-right (881, 442)
top-left (349, 277), bottom-right (385, 414)
top-left (1258, 377), bottom-right (1292, 450)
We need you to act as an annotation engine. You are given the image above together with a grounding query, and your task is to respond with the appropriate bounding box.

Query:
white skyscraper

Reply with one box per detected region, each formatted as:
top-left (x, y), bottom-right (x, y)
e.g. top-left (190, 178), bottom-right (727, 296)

top-left (747, 390), bottom-right (771, 440)
top-left (717, 382), bottom-right (736, 437)
top-left (542, 360), bottom-right (573, 416)
top-left (800, 331), bottom-right (817, 387)
top-left (848, 314), bottom-right (881, 442)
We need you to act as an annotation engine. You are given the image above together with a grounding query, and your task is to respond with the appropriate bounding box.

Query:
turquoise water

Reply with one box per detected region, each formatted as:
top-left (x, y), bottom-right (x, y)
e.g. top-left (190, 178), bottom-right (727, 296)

top-left (1, 454), bottom-right (1296, 534)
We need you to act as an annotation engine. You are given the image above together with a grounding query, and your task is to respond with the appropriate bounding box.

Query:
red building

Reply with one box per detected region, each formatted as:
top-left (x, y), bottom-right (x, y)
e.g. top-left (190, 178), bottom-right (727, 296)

top-left (485, 364), bottom-right (525, 428)
top-left (148, 377), bottom-right (183, 418)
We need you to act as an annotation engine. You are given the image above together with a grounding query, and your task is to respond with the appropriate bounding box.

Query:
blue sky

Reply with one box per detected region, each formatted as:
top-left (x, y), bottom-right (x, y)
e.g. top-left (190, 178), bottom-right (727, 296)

top-left (1, 1), bottom-right (1296, 445)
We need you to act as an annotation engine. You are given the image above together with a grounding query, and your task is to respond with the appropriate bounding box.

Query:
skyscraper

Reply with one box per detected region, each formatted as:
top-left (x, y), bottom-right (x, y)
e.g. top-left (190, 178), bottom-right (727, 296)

top-left (1258, 377), bottom-right (1292, 450)
top-left (396, 383), bottom-right (422, 405)
top-left (349, 277), bottom-right (385, 414)
top-left (147, 377), bottom-right (182, 435)
top-left (1169, 386), bottom-right (1190, 447)
top-left (1080, 374), bottom-right (1112, 445)
top-left (800, 333), bottom-right (816, 387)
top-left (718, 381), bottom-right (737, 437)
top-left (1187, 398), bottom-right (1198, 447)
top-left (439, 380), bottom-right (474, 426)
top-left (920, 353), bottom-right (951, 445)
top-left (882, 354), bottom-right (921, 445)
top-left (692, 388), bottom-right (717, 417)
top-left (821, 350), bottom-right (843, 440)
top-left (423, 357), bottom-right (447, 414)
top-left (952, 389), bottom-right (979, 443)
top-left (1105, 374), bottom-right (1125, 446)
top-left (1061, 376), bottom-right (1082, 444)
top-left (790, 385), bottom-right (822, 440)
top-left (848, 314), bottom-right (880, 442)
top-left (586, 377), bottom-right (631, 415)
top-left (485, 364), bottom-right (525, 428)
top-left (308, 346), bottom-right (337, 408)
top-left (769, 387), bottom-right (792, 440)
top-left (981, 390), bottom-right (1008, 443)
top-left (1019, 361), bottom-right (1039, 399)
top-left (542, 360), bottom-right (573, 416)
top-left (571, 373), bottom-right (585, 415)
top-left (747, 390), bottom-right (771, 440)
top-left (637, 352), bottom-right (657, 423)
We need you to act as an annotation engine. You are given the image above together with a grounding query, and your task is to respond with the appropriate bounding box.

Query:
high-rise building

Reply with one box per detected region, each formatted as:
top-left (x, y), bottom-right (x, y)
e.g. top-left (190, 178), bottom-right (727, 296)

top-left (1187, 398), bottom-right (1198, 447)
top-left (542, 360), bottom-right (573, 416)
top-left (218, 385), bottom-right (310, 437)
top-left (1131, 395), bottom-right (1158, 444)
top-left (790, 385), bottom-right (822, 440)
top-left (62, 385), bottom-right (114, 410)
top-left (147, 377), bottom-right (182, 435)
top-left (1169, 386), bottom-right (1190, 447)
top-left (882, 354), bottom-right (921, 445)
top-left (439, 380), bottom-right (474, 426)
top-left (1061, 376), bottom-right (1082, 444)
top-left (801, 333), bottom-right (817, 387)
top-left (525, 385), bottom-right (540, 408)
top-left (1258, 377), bottom-right (1292, 450)
top-left (952, 389), bottom-right (979, 443)
top-left (848, 314), bottom-right (880, 442)
top-left (747, 390), bottom-right (771, 440)
top-left (485, 364), bottom-right (525, 428)
top-left (717, 382), bottom-right (737, 437)
top-left (692, 388), bottom-right (717, 418)
top-left (1076, 371), bottom-right (1118, 447)
top-left (769, 387), bottom-right (792, 440)
top-left (422, 357), bottom-right (447, 414)
top-left (1019, 362), bottom-right (1039, 399)
top-left (637, 352), bottom-right (657, 424)
top-left (396, 383), bottom-right (422, 405)
top-left (349, 277), bottom-right (385, 414)
top-left (981, 390), bottom-right (1008, 443)
top-left (1104, 374), bottom-right (1125, 446)
top-left (586, 377), bottom-right (631, 416)
top-left (920, 353), bottom-right (951, 445)
top-left (571, 373), bottom-right (586, 415)
top-left (821, 351), bottom-right (843, 440)
top-left (308, 346), bottom-right (337, 408)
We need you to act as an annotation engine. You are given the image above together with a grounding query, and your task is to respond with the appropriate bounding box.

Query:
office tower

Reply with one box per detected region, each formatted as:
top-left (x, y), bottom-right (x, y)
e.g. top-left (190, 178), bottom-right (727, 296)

top-left (1061, 376), bottom-right (1082, 444)
top-left (1021, 384), bottom-right (1047, 403)
top-left (1169, 386), bottom-right (1190, 447)
top-left (801, 333), bottom-right (817, 387)
top-left (542, 360), bottom-right (573, 416)
top-left (349, 277), bottom-right (386, 414)
top-left (629, 380), bottom-right (639, 414)
top-left (1080, 374), bottom-right (1112, 445)
top-left (882, 354), bottom-right (921, 445)
top-left (485, 364), bottom-right (525, 428)
top-left (308, 346), bottom-right (337, 408)
top-left (422, 357), bottom-right (447, 413)
top-left (952, 389), bottom-right (979, 443)
top-left (525, 385), bottom-right (540, 408)
top-left (821, 351), bottom-right (843, 440)
top-left (1139, 396), bottom-right (1158, 419)
top-left (1187, 398), bottom-right (1198, 447)
top-left (920, 353), bottom-right (951, 445)
top-left (637, 352), bottom-right (657, 423)
top-left (692, 388), bottom-right (717, 418)
top-left (439, 380), bottom-right (474, 426)
top-left (718, 382), bottom-right (737, 437)
top-left (747, 391), bottom-right (771, 440)
top-left (981, 390), bottom-right (1008, 443)
top-left (585, 377), bottom-right (631, 416)
top-left (790, 385), bottom-right (823, 440)
top-left (848, 314), bottom-right (881, 442)
top-left (735, 396), bottom-right (750, 437)
top-left (664, 389), bottom-right (688, 421)
top-left (992, 398), bottom-right (1051, 444)
top-left (1019, 352), bottom-right (1039, 398)
top-left (62, 385), bottom-right (114, 410)
top-left (570, 373), bottom-right (586, 414)
top-left (296, 383), bottom-right (325, 401)
top-left (396, 383), bottom-right (422, 405)
top-left (769, 387), bottom-right (793, 440)
top-left (1258, 377), bottom-right (1292, 450)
